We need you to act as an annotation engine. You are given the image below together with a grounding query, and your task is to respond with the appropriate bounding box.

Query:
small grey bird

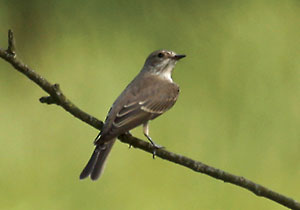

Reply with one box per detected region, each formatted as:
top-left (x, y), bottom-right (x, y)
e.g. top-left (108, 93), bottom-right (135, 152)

top-left (80, 49), bottom-right (185, 180)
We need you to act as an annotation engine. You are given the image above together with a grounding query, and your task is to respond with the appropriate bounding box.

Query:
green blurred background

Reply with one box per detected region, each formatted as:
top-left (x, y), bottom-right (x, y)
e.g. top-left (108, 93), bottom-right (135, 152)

top-left (1, 0), bottom-right (299, 209)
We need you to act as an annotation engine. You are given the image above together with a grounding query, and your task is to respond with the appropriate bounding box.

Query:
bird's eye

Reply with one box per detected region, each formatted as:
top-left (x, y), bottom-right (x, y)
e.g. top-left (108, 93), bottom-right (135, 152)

top-left (157, 53), bottom-right (164, 58)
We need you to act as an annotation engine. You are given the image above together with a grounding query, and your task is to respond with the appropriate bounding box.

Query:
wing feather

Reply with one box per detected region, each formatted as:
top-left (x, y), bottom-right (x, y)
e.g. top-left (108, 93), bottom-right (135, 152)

top-left (114, 96), bottom-right (177, 128)
top-left (113, 107), bottom-right (149, 127)
top-left (116, 102), bottom-right (139, 117)
top-left (141, 98), bottom-right (177, 114)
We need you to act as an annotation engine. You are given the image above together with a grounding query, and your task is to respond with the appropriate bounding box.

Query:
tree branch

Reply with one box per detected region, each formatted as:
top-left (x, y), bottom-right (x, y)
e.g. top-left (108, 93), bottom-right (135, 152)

top-left (1, 30), bottom-right (299, 210)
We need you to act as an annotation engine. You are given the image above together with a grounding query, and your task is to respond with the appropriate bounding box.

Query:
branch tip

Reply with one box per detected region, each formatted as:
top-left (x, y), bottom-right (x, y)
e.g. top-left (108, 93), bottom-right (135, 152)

top-left (6, 29), bottom-right (16, 56)
top-left (39, 96), bottom-right (57, 105)
top-left (53, 83), bottom-right (60, 89)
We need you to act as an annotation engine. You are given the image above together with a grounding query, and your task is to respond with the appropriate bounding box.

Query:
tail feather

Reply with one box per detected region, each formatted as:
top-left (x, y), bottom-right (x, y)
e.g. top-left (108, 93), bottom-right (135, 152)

top-left (79, 147), bottom-right (100, 179)
top-left (80, 139), bottom-right (116, 180)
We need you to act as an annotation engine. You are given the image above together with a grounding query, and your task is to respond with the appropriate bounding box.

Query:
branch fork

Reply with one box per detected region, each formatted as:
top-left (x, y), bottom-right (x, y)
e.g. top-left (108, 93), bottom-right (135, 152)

top-left (40, 83), bottom-right (65, 105)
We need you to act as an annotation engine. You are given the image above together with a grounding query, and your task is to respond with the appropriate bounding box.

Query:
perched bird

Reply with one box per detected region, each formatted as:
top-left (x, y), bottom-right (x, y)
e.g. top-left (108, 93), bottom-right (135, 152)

top-left (80, 49), bottom-right (186, 180)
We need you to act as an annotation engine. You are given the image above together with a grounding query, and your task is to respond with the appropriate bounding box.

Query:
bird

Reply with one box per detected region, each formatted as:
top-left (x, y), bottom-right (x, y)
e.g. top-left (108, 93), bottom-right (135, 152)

top-left (79, 49), bottom-right (186, 180)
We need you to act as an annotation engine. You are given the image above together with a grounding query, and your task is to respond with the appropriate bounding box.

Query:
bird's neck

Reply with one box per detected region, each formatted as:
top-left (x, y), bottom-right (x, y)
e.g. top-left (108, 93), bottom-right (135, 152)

top-left (141, 64), bottom-right (175, 83)
top-left (157, 69), bottom-right (173, 82)
top-left (150, 65), bottom-right (174, 83)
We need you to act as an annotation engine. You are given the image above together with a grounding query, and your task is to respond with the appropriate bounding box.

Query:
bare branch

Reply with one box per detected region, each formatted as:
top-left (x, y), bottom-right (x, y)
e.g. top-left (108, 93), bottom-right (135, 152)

top-left (0, 34), bottom-right (103, 130)
top-left (1, 30), bottom-right (299, 210)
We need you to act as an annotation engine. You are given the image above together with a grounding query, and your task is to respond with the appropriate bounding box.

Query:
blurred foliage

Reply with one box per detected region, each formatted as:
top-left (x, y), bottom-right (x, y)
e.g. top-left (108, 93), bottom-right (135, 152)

top-left (0, 0), bottom-right (299, 209)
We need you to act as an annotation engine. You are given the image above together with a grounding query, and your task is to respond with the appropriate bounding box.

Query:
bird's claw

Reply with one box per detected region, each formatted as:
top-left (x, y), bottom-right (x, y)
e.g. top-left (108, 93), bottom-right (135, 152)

top-left (151, 143), bottom-right (164, 159)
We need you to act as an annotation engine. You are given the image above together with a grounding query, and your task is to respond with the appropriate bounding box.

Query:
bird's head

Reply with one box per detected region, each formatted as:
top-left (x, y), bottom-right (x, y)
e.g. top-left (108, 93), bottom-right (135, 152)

top-left (143, 50), bottom-right (185, 77)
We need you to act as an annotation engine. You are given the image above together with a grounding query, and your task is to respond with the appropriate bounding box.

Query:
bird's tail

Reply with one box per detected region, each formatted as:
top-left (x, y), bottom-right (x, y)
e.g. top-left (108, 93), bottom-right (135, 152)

top-left (79, 139), bottom-right (116, 180)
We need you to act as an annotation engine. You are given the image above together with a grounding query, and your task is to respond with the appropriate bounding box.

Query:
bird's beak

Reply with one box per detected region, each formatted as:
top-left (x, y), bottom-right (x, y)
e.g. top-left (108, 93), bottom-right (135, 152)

top-left (173, 54), bottom-right (186, 60)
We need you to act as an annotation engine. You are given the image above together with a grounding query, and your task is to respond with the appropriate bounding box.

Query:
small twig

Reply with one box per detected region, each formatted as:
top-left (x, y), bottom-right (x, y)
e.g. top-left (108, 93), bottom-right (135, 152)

top-left (6, 29), bottom-right (16, 56)
top-left (0, 30), bottom-right (299, 210)
top-left (39, 96), bottom-right (58, 105)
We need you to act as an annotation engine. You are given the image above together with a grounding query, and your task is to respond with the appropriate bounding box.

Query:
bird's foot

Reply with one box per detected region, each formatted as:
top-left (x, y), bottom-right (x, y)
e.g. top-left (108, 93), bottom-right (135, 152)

top-left (151, 142), bottom-right (165, 159)
top-left (143, 132), bottom-right (164, 158)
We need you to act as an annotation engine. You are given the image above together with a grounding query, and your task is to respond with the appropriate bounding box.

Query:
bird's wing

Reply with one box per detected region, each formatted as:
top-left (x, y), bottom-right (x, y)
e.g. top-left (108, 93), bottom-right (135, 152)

top-left (94, 74), bottom-right (179, 144)
top-left (95, 86), bottom-right (179, 143)
top-left (112, 96), bottom-right (177, 128)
